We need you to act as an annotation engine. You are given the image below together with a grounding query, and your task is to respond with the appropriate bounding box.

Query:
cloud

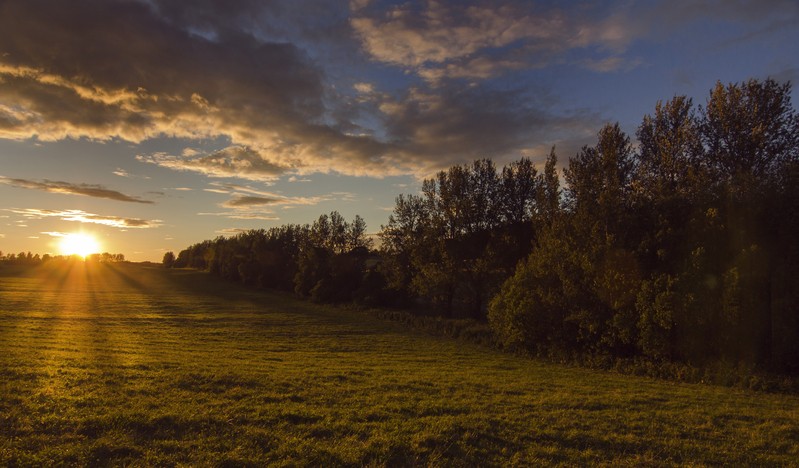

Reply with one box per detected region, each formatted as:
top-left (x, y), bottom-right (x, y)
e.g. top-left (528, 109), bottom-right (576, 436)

top-left (0, 176), bottom-right (153, 203)
top-left (8, 208), bottom-right (161, 229)
top-left (199, 180), bottom-right (357, 220)
top-left (216, 227), bottom-right (252, 235)
top-left (0, 0), bottom-right (613, 180)
top-left (113, 168), bottom-right (151, 179)
top-left (198, 211), bottom-right (280, 221)
top-left (353, 82), bottom-right (375, 94)
top-left (375, 85), bottom-right (602, 174)
top-left (138, 146), bottom-right (289, 181)
top-left (206, 182), bottom-right (277, 197)
top-left (222, 196), bottom-right (282, 208)
top-left (350, 2), bottom-right (637, 81)
top-left (207, 181), bottom-right (331, 206)
top-left (0, 0), bottom-right (603, 180)
top-left (351, 0), bottom-right (798, 83)
top-left (2, 0), bottom-right (789, 183)
top-left (0, 0), bottom-right (398, 177)
top-left (349, 0), bottom-right (371, 12)
top-left (579, 56), bottom-right (641, 73)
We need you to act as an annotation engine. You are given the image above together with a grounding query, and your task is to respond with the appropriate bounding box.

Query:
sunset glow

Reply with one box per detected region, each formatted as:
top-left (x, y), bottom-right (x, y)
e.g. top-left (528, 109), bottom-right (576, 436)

top-left (58, 233), bottom-right (101, 258)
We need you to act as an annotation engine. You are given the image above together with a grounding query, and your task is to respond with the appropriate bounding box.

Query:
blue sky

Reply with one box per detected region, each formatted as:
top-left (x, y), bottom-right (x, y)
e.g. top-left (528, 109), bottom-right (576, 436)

top-left (1, 0), bottom-right (797, 261)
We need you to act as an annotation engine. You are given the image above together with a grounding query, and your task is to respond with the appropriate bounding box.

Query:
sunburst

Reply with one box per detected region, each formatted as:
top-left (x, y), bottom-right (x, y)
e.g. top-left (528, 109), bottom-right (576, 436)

top-left (58, 233), bottom-right (101, 258)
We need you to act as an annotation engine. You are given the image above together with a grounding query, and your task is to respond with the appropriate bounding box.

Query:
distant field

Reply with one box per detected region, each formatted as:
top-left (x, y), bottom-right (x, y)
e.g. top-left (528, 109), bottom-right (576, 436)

top-left (1, 261), bottom-right (797, 466)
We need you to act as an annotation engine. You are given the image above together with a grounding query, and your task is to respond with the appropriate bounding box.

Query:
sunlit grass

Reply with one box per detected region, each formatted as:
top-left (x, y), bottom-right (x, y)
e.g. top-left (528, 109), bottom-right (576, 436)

top-left (0, 261), bottom-right (797, 465)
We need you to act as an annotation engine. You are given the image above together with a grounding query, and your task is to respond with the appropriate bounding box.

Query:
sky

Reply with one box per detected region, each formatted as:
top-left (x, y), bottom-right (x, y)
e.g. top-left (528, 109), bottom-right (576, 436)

top-left (0, 0), bottom-right (797, 261)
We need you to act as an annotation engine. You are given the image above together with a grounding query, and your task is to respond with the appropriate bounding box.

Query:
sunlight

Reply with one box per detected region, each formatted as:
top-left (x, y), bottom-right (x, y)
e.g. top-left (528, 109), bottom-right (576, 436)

top-left (58, 233), bottom-right (101, 258)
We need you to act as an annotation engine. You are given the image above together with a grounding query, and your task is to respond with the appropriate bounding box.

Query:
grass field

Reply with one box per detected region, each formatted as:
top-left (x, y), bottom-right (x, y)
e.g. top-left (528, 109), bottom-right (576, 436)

top-left (1, 261), bottom-right (797, 466)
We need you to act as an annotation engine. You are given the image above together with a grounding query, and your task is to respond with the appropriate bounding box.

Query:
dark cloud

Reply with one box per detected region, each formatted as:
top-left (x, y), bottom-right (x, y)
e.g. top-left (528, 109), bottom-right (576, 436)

top-left (376, 85), bottom-right (602, 173)
top-left (0, 0), bottom-right (380, 174)
top-left (0, 0), bottom-right (604, 179)
top-left (0, 176), bottom-right (154, 203)
top-left (8, 208), bottom-right (161, 229)
top-left (2, 0), bottom-right (790, 183)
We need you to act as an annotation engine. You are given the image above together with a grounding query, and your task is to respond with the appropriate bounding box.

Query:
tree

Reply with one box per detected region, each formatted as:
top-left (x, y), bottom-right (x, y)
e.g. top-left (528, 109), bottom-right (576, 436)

top-left (535, 147), bottom-right (560, 227)
top-left (701, 79), bottom-right (798, 187)
top-left (162, 251), bottom-right (176, 268)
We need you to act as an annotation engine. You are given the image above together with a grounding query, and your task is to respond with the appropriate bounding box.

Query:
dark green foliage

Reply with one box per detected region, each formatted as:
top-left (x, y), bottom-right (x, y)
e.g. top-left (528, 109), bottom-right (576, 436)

top-left (490, 78), bottom-right (799, 372)
top-left (380, 157), bottom-right (546, 317)
top-left (161, 251), bottom-right (176, 268)
top-left (173, 212), bottom-right (374, 305)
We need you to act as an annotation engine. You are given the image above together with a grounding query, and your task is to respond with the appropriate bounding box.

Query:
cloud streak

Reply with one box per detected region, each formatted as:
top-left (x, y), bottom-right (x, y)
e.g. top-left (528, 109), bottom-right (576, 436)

top-left (137, 146), bottom-right (288, 181)
top-left (0, 176), bottom-right (154, 203)
top-left (7, 208), bottom-right (161, 229)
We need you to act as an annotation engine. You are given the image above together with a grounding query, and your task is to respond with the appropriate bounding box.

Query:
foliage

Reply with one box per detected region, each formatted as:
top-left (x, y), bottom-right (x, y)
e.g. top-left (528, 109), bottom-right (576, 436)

top-left (490, 78), bottom-right (799, 372)
top-left (379, 157), bottom-right (549, 317)
top-left (162, 251), bottom-right (176, 268)
top-left (174, 212), bottom-right (376, 304)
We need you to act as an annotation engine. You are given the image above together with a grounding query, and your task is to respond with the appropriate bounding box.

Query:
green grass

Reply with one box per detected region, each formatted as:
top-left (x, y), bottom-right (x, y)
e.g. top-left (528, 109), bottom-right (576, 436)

top-left (1, 261), bottom-right (797, 466)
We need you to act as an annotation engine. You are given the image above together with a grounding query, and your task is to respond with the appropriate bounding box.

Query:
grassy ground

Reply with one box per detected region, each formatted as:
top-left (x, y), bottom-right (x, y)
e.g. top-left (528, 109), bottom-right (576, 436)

top-left (1, 261), bottom-right (797, 466)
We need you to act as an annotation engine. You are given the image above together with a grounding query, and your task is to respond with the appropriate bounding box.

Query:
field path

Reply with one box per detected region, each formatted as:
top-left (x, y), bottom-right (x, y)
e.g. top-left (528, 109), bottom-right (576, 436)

top-left (1, 261), bottom-right (797, 465)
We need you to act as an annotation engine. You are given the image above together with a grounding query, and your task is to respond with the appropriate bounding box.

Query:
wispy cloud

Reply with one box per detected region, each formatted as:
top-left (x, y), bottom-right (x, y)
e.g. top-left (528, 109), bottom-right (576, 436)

top-left (216, 227), bottom-right (252, 235)
top-left (138, 146), bottom-right (288, 181)
top-left (350, 2), bottom-right (636, 81)
top-left (7, 208), bottom-right (161, 229)
top-left (198, 181), bottom-right (358, 220)
top-left (198, 211), bottom-right (280, 221)
top-left (207, 181), bottom-right (333, 207)
top-left (113, 168), bottom-right (150, 179)
top-left (222, 196), bottom-right (282, 208)
top-left (0, 176), bottom-right (153, 204)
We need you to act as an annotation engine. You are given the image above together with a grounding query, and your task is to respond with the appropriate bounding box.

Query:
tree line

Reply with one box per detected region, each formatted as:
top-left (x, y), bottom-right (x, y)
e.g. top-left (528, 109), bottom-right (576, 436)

top-left (0, 251), bottom-right (125, 264)
top-left (165, 212), bottom-right (375, 303)
top-left (168, 78), bottom-right (798, 373)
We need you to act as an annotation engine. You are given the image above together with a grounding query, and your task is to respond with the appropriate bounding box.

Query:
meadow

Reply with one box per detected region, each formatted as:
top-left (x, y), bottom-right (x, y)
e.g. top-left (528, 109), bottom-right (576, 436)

top-left (1, 261), bottom-right (797, 466)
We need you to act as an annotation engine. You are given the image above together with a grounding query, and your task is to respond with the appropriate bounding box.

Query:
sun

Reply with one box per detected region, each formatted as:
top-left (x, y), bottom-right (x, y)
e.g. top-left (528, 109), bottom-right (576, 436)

top-left (59, 233), bottom-right (101, 258)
